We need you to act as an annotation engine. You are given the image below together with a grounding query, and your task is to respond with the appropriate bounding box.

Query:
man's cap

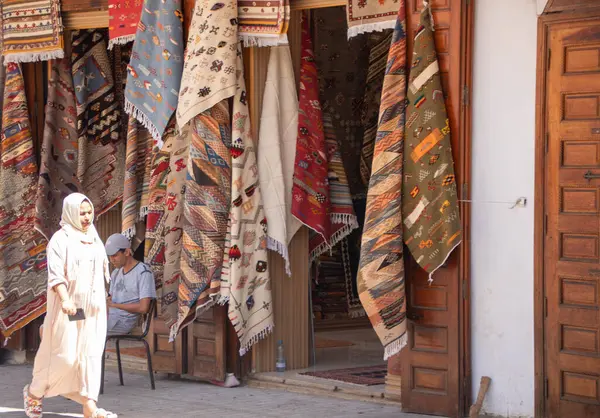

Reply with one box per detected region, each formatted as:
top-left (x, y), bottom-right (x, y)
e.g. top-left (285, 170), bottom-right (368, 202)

top-left (105, 233), bottom-right (131, 256)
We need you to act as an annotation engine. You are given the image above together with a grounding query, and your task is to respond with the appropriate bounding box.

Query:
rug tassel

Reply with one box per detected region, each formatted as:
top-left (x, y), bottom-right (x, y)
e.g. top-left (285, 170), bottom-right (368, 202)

top-left (238, 324), bottom-right (274, 356)
top-left (108, 34), bottom-right (137, 50)
top-left (124, 99), bottom-right (162, 146)
top-left (383, 333), bottom-right (408, 360)
top-left (3, 49), bottom-right (65, 64)
top-left (347, 20), bottom-right (396, 39)
top-left (239, 34), bottom-right (289, 48)
top-left (427, 239), bottom-right (462, 284)
top-left (267, 237), bottom-right (291, 276)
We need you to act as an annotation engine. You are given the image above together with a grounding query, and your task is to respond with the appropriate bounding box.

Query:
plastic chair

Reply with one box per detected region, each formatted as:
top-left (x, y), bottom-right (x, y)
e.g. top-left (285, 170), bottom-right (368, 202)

top-left (100, 299), bottom-right (156, 393)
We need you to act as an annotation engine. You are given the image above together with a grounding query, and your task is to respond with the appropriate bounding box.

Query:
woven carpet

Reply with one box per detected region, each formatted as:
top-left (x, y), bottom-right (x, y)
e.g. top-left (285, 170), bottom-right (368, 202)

top-left (346, 0), bottom-right (397, 39)
top-left (122, 118), bottom-right (154, 240)
top-left (358, 1), bottom-right (408, 361)
top-left (313, 7), bottom-right (370, 200)
top-left (171, 101), bottom-right (232, 341)
top-left (221, 46), bottom-right (273, 356)
top-left (402, 5), bottom-right (461, 280)
top-left (124, 0), bottom-right (184, 144)
top-left (71, 29), bottom-right (125, 218)
top-left (0, 63), bottom-right (48, 337)
top-left (159, 124), bottom-right (190, 329)
top-left (145, 126), bottom-right (178, 294)
top-left (108, 0), bottom-right (144, 49)
top-left (292, 14), bottom-right (331, 254)
top-left (309, 114), bottom-right (359, 262)
top-left (176, 0), bottom-right (237, 131)
top-left (359, 30), bottom-right (393, 188)
top-left (238, 0), bottom-right (290, 47)
top-left (301, 365), bottom-right (387, 386)
top-left (35, 58), bottom-right (81, 241)
top-left (1, 0), bottom-right (65, 63)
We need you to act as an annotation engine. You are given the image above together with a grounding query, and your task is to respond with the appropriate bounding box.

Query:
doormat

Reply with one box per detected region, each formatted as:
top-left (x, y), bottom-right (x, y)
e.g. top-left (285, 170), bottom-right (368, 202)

top-left (314, 337), bottom-right (355, 349)
top-left (300, 365), bottom-right (387, 385)
top-left (106, 346), bottom-right (147, 359)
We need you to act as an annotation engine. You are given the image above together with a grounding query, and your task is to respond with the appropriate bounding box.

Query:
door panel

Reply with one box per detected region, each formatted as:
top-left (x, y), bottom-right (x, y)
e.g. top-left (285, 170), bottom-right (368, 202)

top-left (545, 19), bottom-right (600, 418)
top-left (401, 0), bottom-right (465, 416)
top-left (187, 306), bottom-right (226, 381)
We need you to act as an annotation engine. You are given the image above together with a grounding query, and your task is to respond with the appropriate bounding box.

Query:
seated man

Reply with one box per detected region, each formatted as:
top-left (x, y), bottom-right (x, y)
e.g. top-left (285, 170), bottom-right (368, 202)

top-left (105, 233), bottom-right (156, 336)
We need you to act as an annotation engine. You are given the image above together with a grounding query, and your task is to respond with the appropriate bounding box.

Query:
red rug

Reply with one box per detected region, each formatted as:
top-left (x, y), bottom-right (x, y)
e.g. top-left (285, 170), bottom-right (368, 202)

top-left (300, 365), bottom-right (387, 386)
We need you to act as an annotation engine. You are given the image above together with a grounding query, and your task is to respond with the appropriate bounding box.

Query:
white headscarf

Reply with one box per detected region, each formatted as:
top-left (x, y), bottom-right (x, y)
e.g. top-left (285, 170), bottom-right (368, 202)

top-left (60, 193), bottom-right (100, 244)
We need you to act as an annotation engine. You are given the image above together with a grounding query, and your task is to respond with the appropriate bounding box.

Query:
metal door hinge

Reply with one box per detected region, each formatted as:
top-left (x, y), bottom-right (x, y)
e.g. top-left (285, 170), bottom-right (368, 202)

top-left (547, 48), bottom-right (551, 70)
top-left (544, 214), bottom-right (548, 235)
top-left (462, 85), bottom-right (469, 106)
top-left (545, 132), bottom-right (549, 154)
top-left (544, 378), bottom-right (549, 398)
top-left (544, 297), bottom-right (548, 317)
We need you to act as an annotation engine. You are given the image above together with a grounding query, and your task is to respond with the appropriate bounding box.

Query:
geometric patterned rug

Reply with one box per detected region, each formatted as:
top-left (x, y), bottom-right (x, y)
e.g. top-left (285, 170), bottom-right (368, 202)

top-left (301, 365), bottom-right (387, 386)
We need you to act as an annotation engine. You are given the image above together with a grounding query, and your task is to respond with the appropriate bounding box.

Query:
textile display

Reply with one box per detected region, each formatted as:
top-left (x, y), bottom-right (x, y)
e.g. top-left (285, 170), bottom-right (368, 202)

top-left (176, 0), bottom-right (237, 130)
top-left (159, 125), bottom-right (190, 328)
top-left (124, 0), bottom-right (184, 145)
top-left (144, 126), bottom-right (177, 292)
top-left (292, 15), bottom-right (331, 255)
top-left (312, 247), bottom-right (349, 320)
top-left (108, 0), bottom-right (144, 49)
top-left (403, 6), bottom-right (461, 279)
top-left (238, 0), bottom-right (290, 47)
top-left (341, 237), bottom-right (366, 317)
top-left (35, 58), bottom-right (81, 241)
top-left (346, 0), bottom-right (399, 39)
top-left (71, 29), bottom-right (125, 217)
top-left (308, 113), bottom-right (359, 262)
top-left (313, 7), bottom-right (370, 199)
top-left (1, 0), bottom-right (64, 63)
top-left (257, 45), bottom-right (301, 276)
top-left (122, 118), bottom-right (154, 239)
top-left (0, 63), bottom-right (48, 337)
top-left (171, 101), bottom-right (232, 341)
top-left (221, 45), bottom-right (273, 356)
top-left (359, 30), bottom-right (393, 187)
top-left (357, 2), bottom-right (408, 360)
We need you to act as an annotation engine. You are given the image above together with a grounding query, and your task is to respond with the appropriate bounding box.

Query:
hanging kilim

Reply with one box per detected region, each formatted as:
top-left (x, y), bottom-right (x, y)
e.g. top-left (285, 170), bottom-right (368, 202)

top-left (292, 14), bottom-right (332, 253)
top-left (358, 2), bottom-right (408, 360)
top-left (309, 114), bottom-right (359, 262)
top-left (341, 238), bottom-right (366, 318)
top-left (122, 118), bottom-right (154, 239)
top-left (124, 0), bottom-right (184, 145)
top-left (160, 125), bottom-right (190, 328)
top-left (0, 63), bottom-right (48, 337)
top-left (171, 100), bottom-right (232, 341)
top-left (403, 5), bottom-right (461, 279)
top-left (1, 0), bottom-right (64, 63)
top-left (108, 0), bottom-right (144, 49)
top-left (238, 0), bottom-right (290, 47)
top-left (360, 30), bottom-right (393, 188)
top-left (346, 0), bottom-right (398, 39)
top-left (144, 125), bottom-right (177, 292)
top-left (313, 7), bottom-right (370, 200)
top-left (257, 45), bottom-right (301, 275)
top-left (35, 58), bottom-right (81, 241)
top-left (71, 29), bottom-right (125, 217)
top-left (221, 44), bottom-right (273, 356)
top-left (176, 0), bottom-right (237, 130)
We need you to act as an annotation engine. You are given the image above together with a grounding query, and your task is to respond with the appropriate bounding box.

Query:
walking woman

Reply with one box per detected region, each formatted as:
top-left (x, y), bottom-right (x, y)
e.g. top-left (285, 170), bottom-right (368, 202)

top-left (23, 193), bottom-right (117, 418)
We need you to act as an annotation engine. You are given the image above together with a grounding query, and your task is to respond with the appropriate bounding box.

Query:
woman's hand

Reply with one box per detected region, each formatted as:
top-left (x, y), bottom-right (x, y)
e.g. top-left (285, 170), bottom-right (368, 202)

top-left (61, 299), bottom-right (77, 316)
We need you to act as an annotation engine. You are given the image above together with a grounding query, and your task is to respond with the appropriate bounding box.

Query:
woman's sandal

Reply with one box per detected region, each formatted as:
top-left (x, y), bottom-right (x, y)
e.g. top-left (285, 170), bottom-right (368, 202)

top-left (92, 408), bottom-right (118, 418)
top-left (23, 385), bottom-right (42, 418)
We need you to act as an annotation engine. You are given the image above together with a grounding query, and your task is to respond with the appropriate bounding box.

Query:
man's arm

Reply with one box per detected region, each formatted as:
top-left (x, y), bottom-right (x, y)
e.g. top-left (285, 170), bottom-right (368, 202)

top-left (107, 297), bottom-right (151, 314)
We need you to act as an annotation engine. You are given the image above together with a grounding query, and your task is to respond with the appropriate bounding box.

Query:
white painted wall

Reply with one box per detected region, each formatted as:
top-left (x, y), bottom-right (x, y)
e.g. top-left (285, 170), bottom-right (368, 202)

top-left (470, 0), bottom-right (538, 416)
top-left (537, 0), bottom-right (549, 15)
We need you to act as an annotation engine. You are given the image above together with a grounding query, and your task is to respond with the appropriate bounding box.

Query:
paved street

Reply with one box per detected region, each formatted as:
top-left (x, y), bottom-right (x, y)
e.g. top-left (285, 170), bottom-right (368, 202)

top-left (0, 364), bottom-right (435, 417)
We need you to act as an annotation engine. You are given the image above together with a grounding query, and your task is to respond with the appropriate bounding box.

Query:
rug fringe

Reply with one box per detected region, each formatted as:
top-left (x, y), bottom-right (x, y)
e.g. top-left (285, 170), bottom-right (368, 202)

top-left (108, 34), bottom-right (136, 50)
top-left (122, 225), bottom-right (136, 239)
top-left (139, 205), bottom-right (149, 219)
top-left (347, 20), bottom-right (396, 40)
top-left (238, 324), bottom-right (274, 356)
top-left (348, 308), bottom-right (367, 318)
top-left (427, 238), bottom-right (462, 284)
top-left (309, 216), bottom-right (359, 263)
top-left (383, 333), bottom-right (408, 360)
top-left (267, 236), bottom-right (291, 276)
top-left (124, 99), bottom-right (162, 146)
top-left (168, 294), bottom-right (219, 342)
top-left (3, 49), bottom-right (64, 64)
top-left (239, 33), bottom-right (289, 48)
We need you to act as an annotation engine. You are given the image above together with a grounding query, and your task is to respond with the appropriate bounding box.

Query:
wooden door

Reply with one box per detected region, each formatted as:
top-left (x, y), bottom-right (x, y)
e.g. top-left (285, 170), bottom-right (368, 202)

top-left (543, 17), bottom-right (600, 418)
top-left (400, 0), bottom-right (470, 416)
top-left (186, 306), bottom-right (226, 381)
